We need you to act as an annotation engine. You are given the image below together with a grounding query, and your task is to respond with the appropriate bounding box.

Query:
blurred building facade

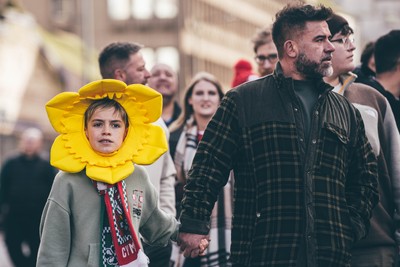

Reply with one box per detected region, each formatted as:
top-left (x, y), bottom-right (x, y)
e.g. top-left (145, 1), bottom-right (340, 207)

top-left (1, 0), bottom-right (290, 164)
top-left (18, 0), bottom-right (292, 90)
top-left (333, 0), bottom-right (400, 46)
top-left (1, 0), bottom-right (398, 165)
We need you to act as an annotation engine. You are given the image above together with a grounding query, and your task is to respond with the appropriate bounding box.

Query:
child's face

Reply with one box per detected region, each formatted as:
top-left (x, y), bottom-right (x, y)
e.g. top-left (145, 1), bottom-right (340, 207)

top-left (85, 107), bottom-right (127, 154)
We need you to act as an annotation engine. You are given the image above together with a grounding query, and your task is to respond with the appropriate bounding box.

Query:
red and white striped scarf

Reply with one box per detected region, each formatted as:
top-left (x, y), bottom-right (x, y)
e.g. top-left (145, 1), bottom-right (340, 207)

top-left (96, 180), bottom-right (148, 267)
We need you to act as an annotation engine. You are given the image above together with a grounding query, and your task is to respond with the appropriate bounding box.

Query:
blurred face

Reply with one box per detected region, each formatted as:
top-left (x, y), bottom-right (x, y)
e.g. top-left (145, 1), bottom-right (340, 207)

top-left (85, 107), bottom-right (127, 154)
top-left (189, 80), bottom-right (221, 119)
top-left (20, 136), bottom-right (42, 157)
top-left (255, 42), bottom-right (278, 76)
top-left (120, 52), bottom-right (151, 85)
top-left (148, 64), bottom-right (178, 98)
top-left (294, 21), bottom-right (335, 79)
top-left (330, 32), bottom-right (356, 75)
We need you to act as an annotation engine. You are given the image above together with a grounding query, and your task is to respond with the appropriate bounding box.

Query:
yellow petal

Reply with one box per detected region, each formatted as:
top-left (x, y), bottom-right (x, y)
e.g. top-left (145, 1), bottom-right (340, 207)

top-left (133, 124), bottom-right (168, 165)
top-left (86, 165), bottom-right (113, 184)
top-left (126, 84), bottom-right (162, 123)
top-left (79, 79), bottom-right (127, 98)
top-left (46, 79), bottom-right (167, 183)
top-left (46, 92), bottom-right (80, 133)
top-left (50, 135), bottom-right (86, 172)
top-left (86, 162), bottom-right (133, 184)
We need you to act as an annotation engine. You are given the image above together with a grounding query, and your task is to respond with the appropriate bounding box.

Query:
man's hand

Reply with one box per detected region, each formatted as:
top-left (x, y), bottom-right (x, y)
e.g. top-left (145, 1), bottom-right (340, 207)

top-left (178, 232), bottom-right (209, 258)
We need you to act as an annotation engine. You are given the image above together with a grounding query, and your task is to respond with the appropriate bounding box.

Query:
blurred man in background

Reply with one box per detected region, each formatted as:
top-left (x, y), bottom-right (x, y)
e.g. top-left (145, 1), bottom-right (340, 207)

top-left (353, 41), bottom-right (377, 87)
top-left (251, 26), bottom-right (278, 77)
top-left (374, 30), bottom-right (400, 131)
top-left (99, 42), bottom-right (177, 267)
top-left (148, 63), bottom-right (181, 128)
top-left (0, 128), bottom-right (55, 267)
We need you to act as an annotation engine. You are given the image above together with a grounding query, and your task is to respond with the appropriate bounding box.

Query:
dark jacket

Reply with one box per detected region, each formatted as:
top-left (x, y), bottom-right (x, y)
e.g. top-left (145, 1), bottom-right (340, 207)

top-left (180, 64), bottom-right (379, 267)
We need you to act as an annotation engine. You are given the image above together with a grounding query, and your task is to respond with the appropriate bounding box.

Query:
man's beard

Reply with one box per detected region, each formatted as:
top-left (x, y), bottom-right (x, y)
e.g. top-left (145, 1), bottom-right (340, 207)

top-left (295, 53), bottom-right (333, 79)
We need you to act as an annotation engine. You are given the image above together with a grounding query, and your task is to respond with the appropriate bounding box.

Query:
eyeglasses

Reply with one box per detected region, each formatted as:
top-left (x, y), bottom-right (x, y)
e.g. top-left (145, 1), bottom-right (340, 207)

top-left (255, 53), bottom-right (278, 64)
top-left (330, 35), bottom-right (355, 49)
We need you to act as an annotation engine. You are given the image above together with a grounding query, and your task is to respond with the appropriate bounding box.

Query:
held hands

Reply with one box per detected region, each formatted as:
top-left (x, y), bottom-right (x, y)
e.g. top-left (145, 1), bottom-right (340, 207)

top-left (178, 232), bottom-right (210, 258)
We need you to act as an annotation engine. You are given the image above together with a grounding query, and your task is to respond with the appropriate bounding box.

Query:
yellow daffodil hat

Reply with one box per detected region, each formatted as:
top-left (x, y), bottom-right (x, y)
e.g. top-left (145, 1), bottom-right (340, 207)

top-left (46, 79), bottom-right (168, 184)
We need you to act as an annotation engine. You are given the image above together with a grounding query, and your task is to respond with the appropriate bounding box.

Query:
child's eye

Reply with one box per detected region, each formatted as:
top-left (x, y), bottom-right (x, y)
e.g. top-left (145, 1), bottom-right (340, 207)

top-left (111, 123), bottom-right (121, 128)
top-left (93, 122), bottom-right (103, 127)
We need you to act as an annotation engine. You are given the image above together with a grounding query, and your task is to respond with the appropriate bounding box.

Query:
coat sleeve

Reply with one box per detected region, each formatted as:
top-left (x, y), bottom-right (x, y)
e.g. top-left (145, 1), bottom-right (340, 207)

top-left (346, 109), bottom-right (379, 242)
top-left (138, 166), bottom-right (179, 246)
top-left (159, 152), bottom-right (177, 217)
top-left (37, 190), bottom-right (71, 266)
top-left (382, 101), bottom-right (400, 245)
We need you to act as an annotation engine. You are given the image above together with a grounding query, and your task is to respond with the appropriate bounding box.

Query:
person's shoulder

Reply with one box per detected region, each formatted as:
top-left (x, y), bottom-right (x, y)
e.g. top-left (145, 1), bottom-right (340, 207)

top-left (348, 82), bottom-right (389, 107)
top-left (327, 90), bottom-right (356, 111)
top-left (129, 165), bottom-right (150, 182)
top-left (49, 171), bottom-right (89, 197)
top-left (2, 152), bottom-right (23, 164)
top-left (228, 75), bottom-right (273, 101)
top-left (53, 170), bottom-right (81, 182)
top-left (350, 82), bottom-right (381, 96)
top-left (233, 75), bottom-right (271, 91)
top-left (126, 165), bottom-right (156, 192)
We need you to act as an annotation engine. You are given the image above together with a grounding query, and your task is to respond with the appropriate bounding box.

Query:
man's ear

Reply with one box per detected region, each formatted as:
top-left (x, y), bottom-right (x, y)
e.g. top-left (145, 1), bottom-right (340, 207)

top-left (114, 69), bottom-right (124, 80)
top-left (284, 40), bottom-right (297, 58)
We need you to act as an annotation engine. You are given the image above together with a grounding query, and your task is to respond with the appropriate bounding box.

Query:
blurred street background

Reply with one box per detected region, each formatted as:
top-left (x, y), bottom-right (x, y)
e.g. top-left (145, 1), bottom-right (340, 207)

top-left (0, 0), bottom-right (399, 266)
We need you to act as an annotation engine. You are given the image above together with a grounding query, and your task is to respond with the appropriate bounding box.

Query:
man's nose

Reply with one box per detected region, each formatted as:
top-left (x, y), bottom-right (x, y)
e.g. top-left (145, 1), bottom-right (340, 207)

top-left (326, 40), bottom-right (335, 53)
top-left (263, 60), bottom-right (272, 68)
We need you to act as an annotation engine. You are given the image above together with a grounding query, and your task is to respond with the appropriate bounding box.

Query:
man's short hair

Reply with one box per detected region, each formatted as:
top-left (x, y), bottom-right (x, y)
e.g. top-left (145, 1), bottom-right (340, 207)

top-left (375, 30), bottom-right (400, 74)
top-left (272, 3), bottom-right (333, 58)
top-left (98, 42), bottom-right (143, 79)
top-left (251, 27), bottom-right (273, 53)
top-left (360, 41), bottom-right (375, 67)
top-left (326, 13), bottom-right (354, 38)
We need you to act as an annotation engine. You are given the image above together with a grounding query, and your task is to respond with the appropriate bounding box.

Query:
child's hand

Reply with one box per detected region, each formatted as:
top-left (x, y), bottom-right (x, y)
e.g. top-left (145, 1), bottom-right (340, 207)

top-left (178, 232), bottom-right (209, 258)
top-left (199, 237), bottom-right (210, 256)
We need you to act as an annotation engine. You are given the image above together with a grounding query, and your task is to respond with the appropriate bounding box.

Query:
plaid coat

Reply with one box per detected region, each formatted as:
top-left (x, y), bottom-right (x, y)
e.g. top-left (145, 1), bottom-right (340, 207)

top-left (179, 64), bottom-right (379, 267)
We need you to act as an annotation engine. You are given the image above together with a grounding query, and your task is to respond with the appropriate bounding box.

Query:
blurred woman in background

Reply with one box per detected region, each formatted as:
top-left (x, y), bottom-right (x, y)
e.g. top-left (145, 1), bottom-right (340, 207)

top-left (170, 72), bottom-right (231, 267)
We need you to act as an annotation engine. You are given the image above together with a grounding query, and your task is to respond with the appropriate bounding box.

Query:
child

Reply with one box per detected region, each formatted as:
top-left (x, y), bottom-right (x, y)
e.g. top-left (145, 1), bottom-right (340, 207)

top-left (37, 79), bottom-right (206, 266)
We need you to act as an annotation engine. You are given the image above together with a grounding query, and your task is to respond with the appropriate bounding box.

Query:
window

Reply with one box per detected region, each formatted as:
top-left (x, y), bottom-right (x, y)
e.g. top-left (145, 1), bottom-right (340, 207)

top-left (155, 0), bottom-right (178, 19)
top-left (142, 46), bottom-right (180, 72)
top-left (107, 0), bottom-right (177, 20)
top-left (107, 0), bottom-right (130, 20)
top-left (51, 0), bottom-right (74, 25)
top-left (132, 0), bottom-right (153, 19)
